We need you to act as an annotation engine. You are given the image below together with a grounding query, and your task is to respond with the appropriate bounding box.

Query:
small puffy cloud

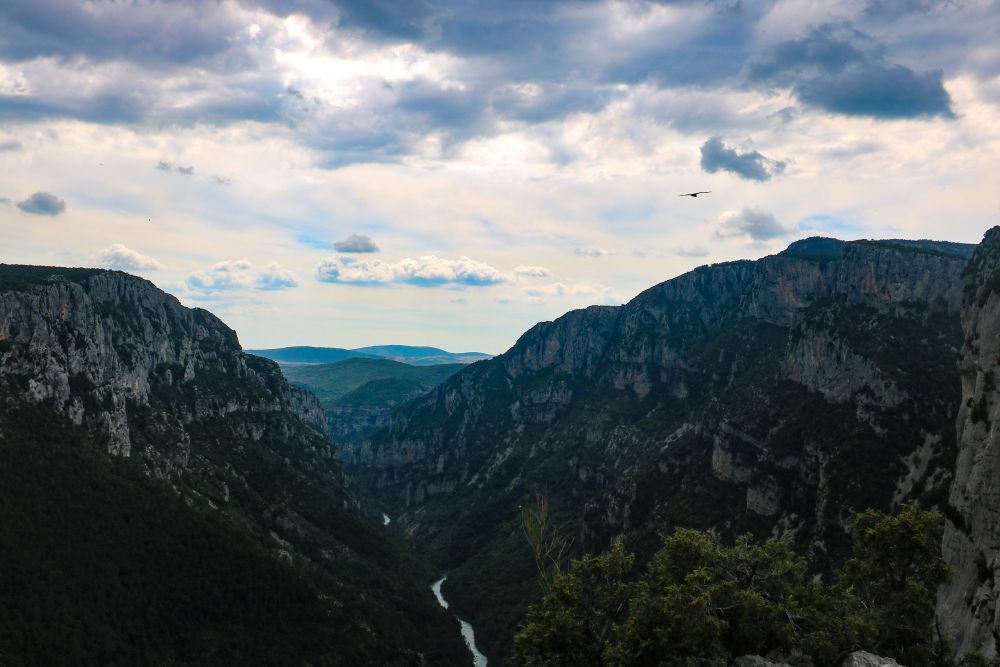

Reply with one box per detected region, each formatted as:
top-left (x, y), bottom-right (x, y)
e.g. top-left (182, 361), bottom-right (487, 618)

top-left (211, 175), bottom-right (231, 186)
top-left (333, 234), bottom-right (380, 253)
top-left (0, 140), bottom-right (22, 152)
top-left (187, 259), bottom-right (298, 292)
top-left (574, 247), bottom-right (612, 258)
top-left (316, 255), bottom-right (511, 287)
top-left (716, 207), bottom-right (796, 242)
top-left (156, 161), bottom-right (195, 175)
top-left (513, 265), bottom-right (551, 278)
top-left (0, 197), bottom-right (10, 205)
top-left (675, 246), bottom-right (711, 258)
top-left (98, 244), bottom-right (163, 271)
top-left (16, 191), bottom-right (66, 216)
top-left (254, 262), bottom-right (300, 290)
top-left (700, 137), bottom-right (786, 182)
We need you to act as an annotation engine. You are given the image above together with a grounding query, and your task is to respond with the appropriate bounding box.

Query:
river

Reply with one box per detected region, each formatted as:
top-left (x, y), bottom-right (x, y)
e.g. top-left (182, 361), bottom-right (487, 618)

top-left (431, 576), bottom-right (488, 667)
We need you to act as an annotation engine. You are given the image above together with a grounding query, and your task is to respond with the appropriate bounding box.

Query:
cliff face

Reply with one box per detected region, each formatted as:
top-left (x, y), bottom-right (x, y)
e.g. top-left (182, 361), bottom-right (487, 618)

top-left (342, 238), bottom-right (973, 661)
top-left (0, 268), bottom-right (326, 474)
top-left (939, 227), bottom-right (1000, 655)
top-left (0, 265), bottom-right (468, 665)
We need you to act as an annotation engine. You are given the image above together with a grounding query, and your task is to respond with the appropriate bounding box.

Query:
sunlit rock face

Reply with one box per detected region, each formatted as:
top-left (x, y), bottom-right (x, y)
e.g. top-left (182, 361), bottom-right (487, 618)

top-left (342, 237), bottom-right (973, 660)
top-left (939, 227), bottom-right (1000, 655)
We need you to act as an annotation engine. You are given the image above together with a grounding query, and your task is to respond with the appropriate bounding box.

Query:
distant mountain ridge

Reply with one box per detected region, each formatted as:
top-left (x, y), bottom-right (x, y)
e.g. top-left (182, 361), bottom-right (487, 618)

top-left (282, 358), bottom-right (465, 440)
top-left (249, 344), bottom-right (492, 366)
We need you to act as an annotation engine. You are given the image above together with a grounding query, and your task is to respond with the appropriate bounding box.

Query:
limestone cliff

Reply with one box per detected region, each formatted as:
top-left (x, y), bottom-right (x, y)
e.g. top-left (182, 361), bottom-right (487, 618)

top-left (0, 264), bottom-right (468, 665)
top-left (0, 267), bottom-right (327, 479)
top-left (343, 237), bottom-right (973, 661)
top-left (939, 227), bottom-right (1000, 655)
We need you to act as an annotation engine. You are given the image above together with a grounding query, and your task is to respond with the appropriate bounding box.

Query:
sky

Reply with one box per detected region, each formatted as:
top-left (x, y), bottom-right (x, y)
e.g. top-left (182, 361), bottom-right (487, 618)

top-left (1, 0), bottom-right (999, 354)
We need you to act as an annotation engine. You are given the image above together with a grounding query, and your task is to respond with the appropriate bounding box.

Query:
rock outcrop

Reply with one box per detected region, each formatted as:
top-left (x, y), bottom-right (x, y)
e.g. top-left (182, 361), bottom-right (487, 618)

top-left (0, 264), bottom-right (468, 665)
top-left (342, 237), bottom-right (973, 661)
top-left (939, 227), bottom-right (1000, 655)
top-left (0, 267), bottom-right (328, 483)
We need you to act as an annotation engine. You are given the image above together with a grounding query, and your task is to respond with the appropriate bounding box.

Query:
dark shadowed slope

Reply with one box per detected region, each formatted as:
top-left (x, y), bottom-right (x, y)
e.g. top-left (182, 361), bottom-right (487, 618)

top-left (0, 264), bottom-right (468, 666)
top-left (343, 237), bottom-right (974, 662)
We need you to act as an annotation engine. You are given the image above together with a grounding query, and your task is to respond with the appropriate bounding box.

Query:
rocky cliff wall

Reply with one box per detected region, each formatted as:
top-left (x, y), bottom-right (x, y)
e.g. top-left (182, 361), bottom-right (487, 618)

top-left (340, 237), bottom-right (973, 661)
top-left (939, 227), bottom-right (1000, 655)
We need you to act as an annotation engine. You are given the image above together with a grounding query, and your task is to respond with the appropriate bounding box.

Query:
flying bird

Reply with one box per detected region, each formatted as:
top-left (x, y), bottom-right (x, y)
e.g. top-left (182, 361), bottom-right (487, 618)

top-left (679, 191), bottom-right (711, 197)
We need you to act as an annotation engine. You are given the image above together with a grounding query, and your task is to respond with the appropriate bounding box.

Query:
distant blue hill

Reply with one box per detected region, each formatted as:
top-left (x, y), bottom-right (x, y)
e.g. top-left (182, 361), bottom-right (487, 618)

top-left (247, 345), bottom-right (492, 367)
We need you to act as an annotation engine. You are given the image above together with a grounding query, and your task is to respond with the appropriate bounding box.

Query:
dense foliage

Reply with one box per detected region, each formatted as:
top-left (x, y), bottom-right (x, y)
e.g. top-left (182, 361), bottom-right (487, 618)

top-left (0, 405), bottom-right (469, 666)
top-left (513, 504), bottom-right (952, 667)
top-left (282, 357), bottom-right (463, 407)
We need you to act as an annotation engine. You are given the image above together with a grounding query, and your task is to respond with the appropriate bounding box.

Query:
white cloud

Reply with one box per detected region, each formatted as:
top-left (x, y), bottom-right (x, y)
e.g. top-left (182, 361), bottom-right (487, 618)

top-left (187, 259), bottom-right (298, 292)
top-left (316, 255), bottom-right (512, 287)
top-left (715, 207), bottom-right (796, 241)
top-left (522, 282), bottom-right (623, 305)
top-left (98, 243), bottom-right (163, 271)
top-left (513, 265), bottom-right (551, 277)
top-left (674, 245), bottom-right (710, 258)
top-left (574, 247), bottom-right (612, 257)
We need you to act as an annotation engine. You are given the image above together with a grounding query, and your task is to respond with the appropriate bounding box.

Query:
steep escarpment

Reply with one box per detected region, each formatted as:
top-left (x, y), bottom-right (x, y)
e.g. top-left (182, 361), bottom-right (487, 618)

top-left (343, 237), bottom-right (973, 662)
top-left (939, 227), bottom-right (1000, 655)
top-left (0, 264), bottom-right (467, 666)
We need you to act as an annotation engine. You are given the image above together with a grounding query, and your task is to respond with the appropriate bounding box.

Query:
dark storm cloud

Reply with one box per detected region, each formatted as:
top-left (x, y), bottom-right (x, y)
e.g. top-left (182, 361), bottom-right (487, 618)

top-left (16, 191), bottom-right (66, 216)
top-left (0, 0), bottom-right (245, 65)
top-left (0, 89), bottom-right (150, 125)
top-left (863, 0), bottom-right (939, 19)
top-left (0, 0), bottom-right (973, 171)
top-left (796, 65), bottom-right (953, 119)
top-left (700, 136), bottom-right (785, 182)
top-left (744, 23), bottom-right (955, 119)
top-left (394, 80), bottom-right (490, 134)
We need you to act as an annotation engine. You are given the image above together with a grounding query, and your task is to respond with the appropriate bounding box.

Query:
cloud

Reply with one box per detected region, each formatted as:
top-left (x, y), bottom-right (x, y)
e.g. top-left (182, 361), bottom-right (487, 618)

top-left (211, 175), bottom-right (231, 186)
top-left (16, 191), bottom-right (65, 216)
top-left (513, 265), bottom-right (551, 278)
top-left (97, 244), bottom-right (163, 271)
top-left (700, 136), bottom-right (786, 182)
top-left (0, 139), bottom-right (21, 151)
top-left (156, 161), bottom-right (195, 175)
top-left (187, 259), bottom-right (299, 292)
top-left (333, 234), bottom-right (380, 253)
top-left (744, 23), bottom-right (954, 120)
top-left (315, 255), bottom-right (511, 287)
top-left (715, 207), bottom-right (796, 242)
top-left (795, 64), bottom-right (953, 120)
top-left (675, 246), bottom-right (711, 258)
top-left (521, 281), bottom-right (623, 306)
top-left (574, 247), bottom-right (612, 258)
